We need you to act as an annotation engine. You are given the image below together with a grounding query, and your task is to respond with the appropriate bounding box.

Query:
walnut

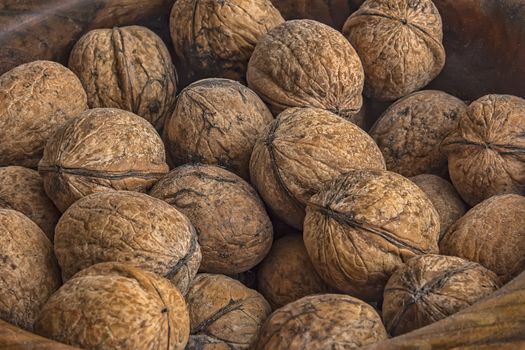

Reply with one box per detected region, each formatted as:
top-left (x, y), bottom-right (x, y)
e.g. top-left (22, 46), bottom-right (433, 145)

top-left (304, 169), bottom-right (440, 301)
top-left (369, 90), bottom-right (467, 177)
top-left (343, 0), bottom-right (446, 101)
top-left (34, 262), bottom-right (190, 350)
top-left (0, 209), bottom-right (61, 331)
top-left (410, 174), bottom-right (466, 238)
top-left (68, 25), bottom-right (177, 131)
top-left (269, 0), bottom-right (352, 29)
top-left (54, 190), bottom-right (201, 294)
top-left (150, 164), bottom-right (272, 274)
top-left (441, 94), bottom-right (525, 206)
top-left (247, 20), bottom-right (365, 120)
top-left (0, 60), bottom-right (87, 168)
top-left (186, 273), bottom-right (271, 350)
top-left (0, 166), bottom-right (60, 240)
top-left (163, 79), bottom-right (273, 180)
top-left (250, 107), bottom-right (385, 229)
top-left (440, 194), bottom-right (525, 284)
top-left (256, 294), bottom-right (388, 349)
top-left (383, 254), bottom-right (501, 336)
top-left (257, 234), bottom-right (330, 309)
top-left (169, 0), bottom-right (284, 83)
top-left (38, 108), bottom-right (169, 212)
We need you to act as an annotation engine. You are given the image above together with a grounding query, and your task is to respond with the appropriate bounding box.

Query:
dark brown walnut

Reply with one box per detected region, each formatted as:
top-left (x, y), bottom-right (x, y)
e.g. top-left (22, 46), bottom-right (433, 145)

top-left (440, 194), bottom-right (525, 284)
top-left (256, 294), bottom-right (388, 350)
top-left (163, 79), bottom-right (273, 180)
top-left (0, 209), bottom-right (61, 331)
top-left (370, 90), bottom-right (467, 177)
top-left (410, 174), bottom-right (466, 238)
top-left (186, 273), bottom-right (271, 350)
top-left (0, 166), bottom-right (60, 240)
top-left (257, 234), bottom-right (330, 309)
top-left (383, 254), bottom-right (501, 336)
top-left (0, 60), bottom-right (87, 168)
top-left (35, 262), bottom-right (190, 350)
top-left (250, 107), bottom-right (385, 229)
top-left (38, 108), bottom-right (169, 212)
top-left (54, 191), bottom-right (201, 294)
top-left (304, 169), bottom-right (440, 301)
top-left (343, 0), bottom-right (446, 101)
top-left (150, 165), bottom-right (272, 274)
top-left (247, 20), bottom-right (365, 120)
top-left (441, 94), bottom-right (525, 206)
top-left (169, 0), bottom-right (283, 84)
top-left (269, 0), bottom-right (352, 29)
top-left (68, 25), bottom-right (177, 131)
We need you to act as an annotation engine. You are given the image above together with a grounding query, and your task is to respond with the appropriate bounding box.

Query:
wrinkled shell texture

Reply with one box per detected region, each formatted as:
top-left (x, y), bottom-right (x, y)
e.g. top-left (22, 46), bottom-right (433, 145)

top-left (343, 0), bottom-right (446, 101)
top-left (256, 294), bottom-right (388, 350)
top-left (247, 20), bottom-right (365, 119)
top-left (150, 165), bottom-right (272, 274)
top-left (170, 0), bottom-right (284, 83)
top-left (163, 79), bottom-right (274, 180)
top-left (370, 90), bottom-right (467, 177)
top-left (441, 94), bottom-right (525, 206)
top-left (0, 209), bottom-right (61, 331)
top-left (304, 169), bottom-right (440, 301)
top-left (38, 108), bottom-right (169, 212)
top-left (440, 194), bottom-right (525, 284)
top-left (54, 191), bottom-right (201, 294)
top-left (68, 25), bottom-right (177, 131)
top-left (0, 166), bottom-right (60, 240)
top-left (186, 274), bottom-right (271, 350)
top-left (35, 262), bottom-right (190, 350)
top-left (250, 107), bottom-right (386, 229)
top-left (0, 60), bottom-right (87, 168)
top-left (383, 254), bottom-right (501, 336)
top-left (270, 0), bottom-right (352, 29)
top-left (410, 174), bottom-right (466, 238)
top-left (257, 234), bottom-right (330, 309)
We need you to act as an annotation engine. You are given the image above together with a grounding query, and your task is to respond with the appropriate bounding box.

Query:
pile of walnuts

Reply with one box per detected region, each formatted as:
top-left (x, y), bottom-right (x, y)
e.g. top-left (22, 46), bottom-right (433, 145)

top-left (0, 0), bottom-right (523, 349)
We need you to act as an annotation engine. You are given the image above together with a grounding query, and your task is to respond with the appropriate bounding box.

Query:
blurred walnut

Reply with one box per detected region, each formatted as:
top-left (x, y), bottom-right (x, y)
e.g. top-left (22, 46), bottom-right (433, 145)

top-left (270, 0), bottom-right (352, 29)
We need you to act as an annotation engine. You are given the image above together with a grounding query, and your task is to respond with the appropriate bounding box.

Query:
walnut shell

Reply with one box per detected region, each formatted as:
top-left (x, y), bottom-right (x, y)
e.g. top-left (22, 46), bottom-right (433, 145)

top-left (383, 254), bottom-right (501, 336)
top-left (256, 294), bottom-right (388, 349)
top-left (440, 194), bottom-right (525, 284)
top-left (269, 0), bottom-right (352, 29)
top-left (163, 79), bottom-right (273, 180)
top-left (369, 90), bottom-right (467, 177)
top-left (0, 60), bottom-right (87, 168)
top-left (150, 164), bottom-right (272, 274)
top-left (38, 108), bottom-right (169, 212)
top-left (247, 19), bottom-right (365, 120)
top-left (35, 262), bottom-right (190, 350)
top-left (0, 166), bottom-right (60, 240)
top-left (343, 0), bottom-right (446, 101)
top-left (257, 234), bottom-right (330, 309)
top-left (169, 0), bottom-right (284, 84)
top-left (0, 209), bottom-right (61, 331)
top-left (186, 273), bottom-right (271, 350)
top-left (54, 190), bottom-right (201, 294)
top-left (68, 25), bottom-right (177, 131)
top-left (410, 174), bottom-right (466, 238)
top-left (249, 107), bottom-right (385, 229)
top-left (304, 169), bottom-right (440, 301)
top-left (441, 94), bottom-right (525, 206)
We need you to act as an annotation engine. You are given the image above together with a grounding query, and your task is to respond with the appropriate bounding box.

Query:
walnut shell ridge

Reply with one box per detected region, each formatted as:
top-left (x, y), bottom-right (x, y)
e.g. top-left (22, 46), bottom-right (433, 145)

top-left (54, 190), bottom-right (201, 294)
top-left (304, 169), bottom-right (440, 301)
top-left (0, 209), bottom-right (61, 331)
top-left (69, 25), bottom-right (178, 131)
top-left (247, 19), bottom-right (365, 120)
top-left (249, 107), bottom-right (385, 229)
top-left (343, 0), bottom-right (446, 101)
top-left (441, 94), bottom-right (525, 206)
top-left (38, 108), bottom-right (169, 212)
top-left (0, 60), bottom-right (87, 168)
top-left (35, 262), bottom-right (190, 350)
